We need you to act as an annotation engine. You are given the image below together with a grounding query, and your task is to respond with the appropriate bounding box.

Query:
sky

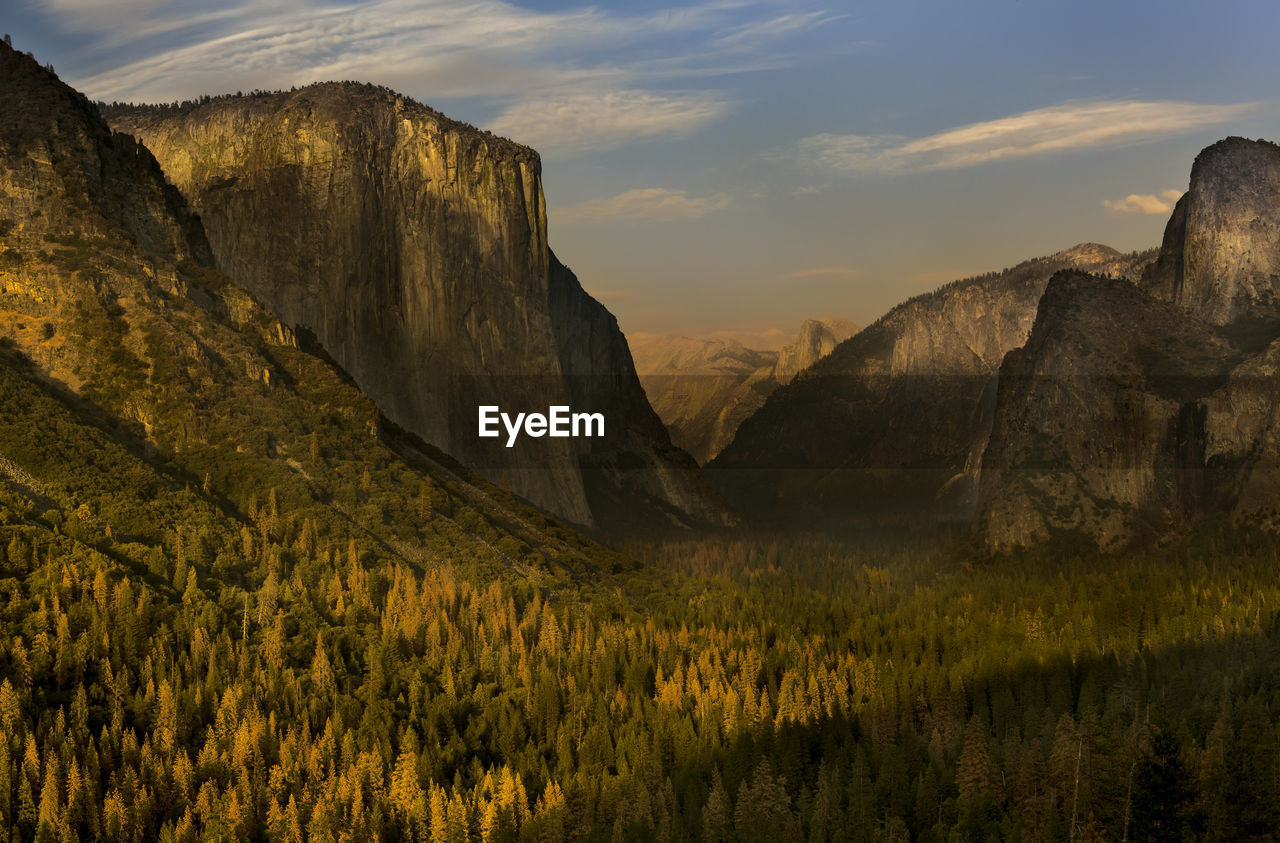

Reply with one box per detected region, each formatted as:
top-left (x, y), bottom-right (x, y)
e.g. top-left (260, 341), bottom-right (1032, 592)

top-left (8, 0), bottom-right (1280, 340)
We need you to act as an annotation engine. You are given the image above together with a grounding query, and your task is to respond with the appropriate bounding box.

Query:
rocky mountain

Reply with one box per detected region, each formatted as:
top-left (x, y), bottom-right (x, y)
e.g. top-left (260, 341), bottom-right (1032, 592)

top-left (708, 244), bottom-right (1153, 525)
top-left (1142, 137), bottom-right (1280, 325)
top-left (631, 317), bottom-right (855, 464)
top-left (0, 41), bottom-right (617, 579)
top-left (774, 317), bottom-right (858, 385)
top-left (980, 138), bottom-right (1280, 550)
top-left (104, 87), bottom-right (730, 531)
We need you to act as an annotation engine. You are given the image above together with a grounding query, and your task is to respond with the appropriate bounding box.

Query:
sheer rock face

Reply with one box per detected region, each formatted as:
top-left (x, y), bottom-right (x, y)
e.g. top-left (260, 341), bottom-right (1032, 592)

top-left (708, 244), bottom-right (1152, 525)
top-left (631, 318), bottom-right (855, 464)
top-left (106, 87), bottom-right (730, 529)
top-left (1143, 137), bottom-right (1280, 325)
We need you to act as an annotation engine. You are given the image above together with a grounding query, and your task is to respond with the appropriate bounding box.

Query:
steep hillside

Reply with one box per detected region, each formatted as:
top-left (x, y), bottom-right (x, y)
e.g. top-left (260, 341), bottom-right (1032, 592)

top-left (632, 317), bottom-right (855, 464)
top-left (0, 42), bottom-right (618, 585)
top-left (709, 244), bottom-right (1153, 525)
top-left (104, 89), bottom-right (730, 531)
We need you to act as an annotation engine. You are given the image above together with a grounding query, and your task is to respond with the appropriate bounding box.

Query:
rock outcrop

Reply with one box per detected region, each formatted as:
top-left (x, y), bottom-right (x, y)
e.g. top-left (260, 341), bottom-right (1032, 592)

top-left (774, 317), bottom-right (858, 384)
top-left (981, 138), bottom-right (1280, 550)
top-left (708, 245), bottom-right (1152, 525)
top-left (1142, 137), bottom-right (1280, 325)
top-left (977, 272), bottom-right (1237, 550)
top-left (631, 317), bottom-right (855, 464)
top-left (105, 87), bottom-right (730, 530)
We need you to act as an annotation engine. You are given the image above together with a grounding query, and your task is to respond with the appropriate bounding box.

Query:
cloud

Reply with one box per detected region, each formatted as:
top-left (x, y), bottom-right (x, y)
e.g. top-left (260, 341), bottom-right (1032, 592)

top-left (557, 188), bottom-right (733, 223)
top-left (798, 100), bottom-right (1255, 174)
top-left (713, 11), bottom-right (842, 49)
top-left (43, 0), bottom-right (832, 155)
top-left (71, 0), bottom-right (621, 102)
top-left (40, 0), bottom-right (169, 30)
top-left (490, 91), bottom-right (731, 154)
top-left (1104, 189), bottom-right (1184, 215)
top-left (785, 265), bottom-right (859, 280)
top-left (792, 184), bottom-right (828, 196)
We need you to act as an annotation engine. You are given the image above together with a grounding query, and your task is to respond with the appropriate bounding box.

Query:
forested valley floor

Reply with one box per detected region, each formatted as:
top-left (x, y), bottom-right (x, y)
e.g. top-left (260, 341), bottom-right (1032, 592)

top-left (2, 466), bottom-right (1278, 842)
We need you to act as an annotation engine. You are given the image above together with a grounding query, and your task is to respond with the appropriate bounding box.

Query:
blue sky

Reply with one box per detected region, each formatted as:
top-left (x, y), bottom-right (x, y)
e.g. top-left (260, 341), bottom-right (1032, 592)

top-left (8, 0), bottom-right (1279, 340)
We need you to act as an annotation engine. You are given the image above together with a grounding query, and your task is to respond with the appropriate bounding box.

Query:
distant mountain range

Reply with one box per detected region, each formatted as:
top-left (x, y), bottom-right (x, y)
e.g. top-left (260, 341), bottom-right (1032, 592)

top-left (630, 317), bottom-right (856, 463)
top-left (709, 243), bottom-right (1154, 528)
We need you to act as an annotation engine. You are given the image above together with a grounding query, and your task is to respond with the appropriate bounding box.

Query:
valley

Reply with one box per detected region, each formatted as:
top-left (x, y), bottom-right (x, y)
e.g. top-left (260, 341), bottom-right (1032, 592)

top-left (2, 20), bottom-right (1280, 842)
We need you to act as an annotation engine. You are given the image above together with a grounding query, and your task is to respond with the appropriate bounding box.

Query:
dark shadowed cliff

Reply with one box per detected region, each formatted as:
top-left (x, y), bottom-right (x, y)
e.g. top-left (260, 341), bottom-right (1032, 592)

top-left (708, 244), bottom-right (1152, 526)
top-left (105, 87), bottom-right (731, 530)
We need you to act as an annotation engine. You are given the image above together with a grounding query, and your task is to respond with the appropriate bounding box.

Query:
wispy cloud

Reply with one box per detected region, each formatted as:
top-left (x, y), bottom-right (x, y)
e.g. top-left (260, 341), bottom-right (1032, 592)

top-left (557, 188), bottom-right (733, 223)
top-left (41, 0), bottom-right (835, 156)
top-left (491, 91), bottom-right (731, 153)
top-left (785, 265), bottom-right (859, 280)
top-left (792, 184), bottom-right (828, 196)
top-left (1104, 189), bottom-right (1184, 215)
top-left (797, 100), bottom-right (1254, 174)
top-left (713, 11), bottom-right (842, 49)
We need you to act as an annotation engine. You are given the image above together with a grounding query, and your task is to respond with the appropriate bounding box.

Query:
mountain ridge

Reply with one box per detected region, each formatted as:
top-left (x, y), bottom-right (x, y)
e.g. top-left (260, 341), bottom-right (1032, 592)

top-left (708, 242), bottom-right (1154, 525)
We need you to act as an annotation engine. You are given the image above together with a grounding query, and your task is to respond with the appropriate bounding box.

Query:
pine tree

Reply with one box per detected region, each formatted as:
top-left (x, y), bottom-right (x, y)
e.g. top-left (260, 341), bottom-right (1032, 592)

top-left (702, 770), bottom-right (732, 843)
top-left (957, 714), bottom-right (993, 805)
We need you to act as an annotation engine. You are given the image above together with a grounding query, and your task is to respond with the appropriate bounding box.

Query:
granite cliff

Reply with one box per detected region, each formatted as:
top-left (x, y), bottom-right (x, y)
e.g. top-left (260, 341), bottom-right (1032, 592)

top-left (980, 138), bottom-right (1280, 550)
top-left (631, 317), bottom-right (855, 464)
top-left (977, 272), bottom-right (1236, 550)
top-left (105, 87), bottom-right (729, 530)
top-left (709, 245), bottom-right (1152, 525)
top-left (1143, 137), bottom-right (1280, 325)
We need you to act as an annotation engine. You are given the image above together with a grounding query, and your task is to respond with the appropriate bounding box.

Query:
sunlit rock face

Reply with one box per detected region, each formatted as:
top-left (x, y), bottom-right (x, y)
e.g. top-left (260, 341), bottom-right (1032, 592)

top-left (1143, 137), bottom-right (1280, 326)
top-left (107, 85), bottom-right (731, 530)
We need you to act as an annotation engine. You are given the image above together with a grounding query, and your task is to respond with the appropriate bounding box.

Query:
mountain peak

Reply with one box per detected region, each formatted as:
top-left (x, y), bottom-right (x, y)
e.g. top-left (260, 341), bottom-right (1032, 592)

top-left (1, 39), bottom-right (211, 267)
top-left (1192, 134), bottom-right (1280, 169)
top-left (1142, 135), bottom-right (1280, 325)
top-left (1054, 242), bottom-right (1123, 264)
